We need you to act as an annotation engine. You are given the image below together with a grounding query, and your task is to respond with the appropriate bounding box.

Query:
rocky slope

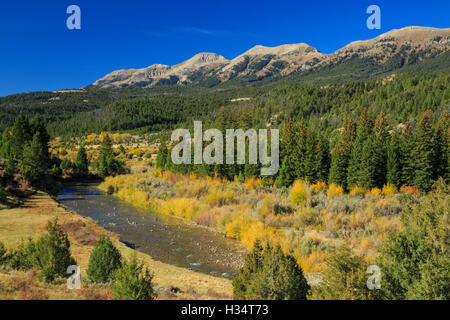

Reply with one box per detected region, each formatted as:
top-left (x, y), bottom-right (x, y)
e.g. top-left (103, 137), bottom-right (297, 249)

top-left (89, 26), bottom-right (450, 89)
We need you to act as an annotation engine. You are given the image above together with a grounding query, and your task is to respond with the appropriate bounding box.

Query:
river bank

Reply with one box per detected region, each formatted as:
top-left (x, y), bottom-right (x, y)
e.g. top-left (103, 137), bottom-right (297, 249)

top-left (0, 191), bottom-right (233, 300)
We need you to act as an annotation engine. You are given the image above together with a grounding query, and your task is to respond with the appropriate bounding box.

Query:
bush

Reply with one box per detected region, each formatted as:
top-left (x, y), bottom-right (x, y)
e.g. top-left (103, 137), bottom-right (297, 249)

top-left (106, 185), bottom-right (115, 195)
top-left (312, 245), bottom-right (380, 300)
top-left (370, 188), bottom-right (382, 196)
top-left (382, 184), bottom-right (397, 196)
top-left (233, 241), bottom-right (310, 300)
top-left (290, 180), bottom-right (310, 206)
top-left (297, 208), bottom-right (320, 226)
top-left (379, 179), bottom-right (450, 300)
top-left (112, 255), bottom-right (155, 300)
top-left (32, 219), bottom-right (77, 282)
top-left (0, 186), bottom-right (7, 203)
top-left (0, 242), bottom-right (8, 265)
top-left (327, 184), bottom-right (344, 198)
top-left (349, 186), bottom-right (366, 196)
top-left (87, 236), bottom-right (122, 283)
top-left (9, 220), bottom-right (76, 282)
top-left (9, 239), bottom-right (37, 271)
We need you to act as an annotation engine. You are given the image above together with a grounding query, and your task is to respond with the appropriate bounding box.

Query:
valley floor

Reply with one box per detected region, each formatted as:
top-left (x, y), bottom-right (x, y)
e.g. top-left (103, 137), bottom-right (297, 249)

top-left (0, 192), bottom-right (233, 300)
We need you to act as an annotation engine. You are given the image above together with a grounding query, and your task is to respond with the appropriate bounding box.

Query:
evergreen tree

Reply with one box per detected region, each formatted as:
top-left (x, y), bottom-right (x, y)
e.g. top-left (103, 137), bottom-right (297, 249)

top-left (303, 129), bottom-right (318, 183)
top-left (372, 112), bottom-right (389, 188)
top-left (315, 137), bottom-right (331, 183)
top-left (4, 152), bottom-right (16, 183)
top-left (98, 134), bottom-right (123, 177)
top-left (11, 115), bottom-right (32, 161)
top-left (156, 139), bottom-right (168, 170)
top-left (87, 236), bottom-right (122, 283)
top-left (433, 112), bottom-right (449, 182)
top-left (347, 109), bottom-right (374, 189)
top-left (358, 134), bottom-right (377, 189)
top-left (387, 129), bottom-right (403, 187)
top-left (412, 111), bottom-right (435, 191)
top-left (20, 132), bottom-right (50, 183)
top-left (74, 145), bottom-right (89, 176)
top-left (401, 121), bottom-right (415, 186)
top-left (32, 219), bottom-right (76, 282)
top-left (30, 115), bottom-right (50, 162)
top-left (112, 255), bottom-right (155, 300)
top-left (329, 119), bottom-right (356, 190)
top-left (0, 129), bottom-right (11, 159)
top-left (233, 241), bottom-right (310, 300)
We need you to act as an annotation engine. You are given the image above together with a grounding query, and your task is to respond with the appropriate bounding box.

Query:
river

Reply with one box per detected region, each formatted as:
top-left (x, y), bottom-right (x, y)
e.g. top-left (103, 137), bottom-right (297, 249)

top-left (57, 182), bottom-right (244, 278)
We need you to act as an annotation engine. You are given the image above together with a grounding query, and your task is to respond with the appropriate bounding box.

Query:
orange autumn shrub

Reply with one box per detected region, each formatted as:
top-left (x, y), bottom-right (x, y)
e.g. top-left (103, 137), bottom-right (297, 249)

top-left (311, 181), bottom-right (327, 193)
top-left (244, 177), bottom-right (261, 189)
top-left (370, 188), bottom-right (382, 196)
top-left (327, 184), bottom-right (344, 198)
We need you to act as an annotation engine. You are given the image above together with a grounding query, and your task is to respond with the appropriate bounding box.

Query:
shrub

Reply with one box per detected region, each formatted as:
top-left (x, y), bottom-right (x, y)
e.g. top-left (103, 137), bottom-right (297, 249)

top-left (9, 239), bottom-right (37, 271)
top-left (0, 187), bottom-right (7, 203)
top-left (204, 186), bottom-right (235, 206)
top-left (290, 180), bottom-right (310, 206)
top-left (327, 184), bottom-right (344, 198)
top-left (350, 186), bottom-right (366, 196)
top-left (106, 185), bottom-right (115, 195)
top-left (0, 242), bottom-right (8, 265)
top-left (379, 179), bottom-right (450, 300)
top-left (32, 219), bottom-right (77, 282)
top-left (297, 208), bottom-right (320, 226)
top-left (9, 220), bottom-right (76, 282)
top-left (312, 245), bottom-right (380, 300)
top-left (382, 184), bottom-right (397, 196)
top-left (233, 241), bottom-right (310, 300)
top-left (311, 181), bottom-right (327, 193)
top-left (112, 255), bottom-right (155, 300)
top-left (87, 236), bottom-right (122, 283)
top-left (370, 188), bottom-right (382, 196)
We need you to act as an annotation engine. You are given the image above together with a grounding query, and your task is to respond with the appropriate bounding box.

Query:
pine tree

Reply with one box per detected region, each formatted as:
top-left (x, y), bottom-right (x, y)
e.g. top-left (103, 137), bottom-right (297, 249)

top-left (347, 109), bottom-right (374, 189)
top-left (433, 112), bottom-right (449, 182)
top-left (372, 112), bottom-right (389, 188)
top-left (412, 111), bottom-right (435, 191)
top-left (329, 119), bottom-right (356, 190)
top-left (4, 152), bottom-right (16, 183)
top-left (11, 115), bottom-right (32, 161)
top-left (401, 121), bottom-right (415, 186)
top-left (315, 137), bottom-right (331, 183)
top-left (358, 134), bottom-right (377, 189)
top-left (20, 132), bottom-right (49, 183)
top-left (156, 139), bottom-right (168, 170)
top-left (87, 236), bottom-right (122, 283)
top-left (30, 115), bottom-right (50, 162)
top-left (387, 129), bottom-right (403, 187)
top-left (303, 129), bottom-right (318, 183)
top-left (74, 145), bottom-right (89, 176)
top-left (98, 134), bottom-right (123, 177)
top-left (0, 129), bottom-right (11, 159)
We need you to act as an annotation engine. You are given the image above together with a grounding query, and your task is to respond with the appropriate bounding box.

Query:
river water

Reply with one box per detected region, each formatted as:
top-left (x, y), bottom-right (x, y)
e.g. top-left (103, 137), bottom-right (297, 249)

top-left (57, 182), bottom-right (244, 278)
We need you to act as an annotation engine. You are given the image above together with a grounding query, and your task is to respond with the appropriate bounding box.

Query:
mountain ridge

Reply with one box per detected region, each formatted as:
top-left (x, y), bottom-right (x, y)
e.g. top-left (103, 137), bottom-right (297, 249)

top-left (88, 26), bottom-right (450, 89)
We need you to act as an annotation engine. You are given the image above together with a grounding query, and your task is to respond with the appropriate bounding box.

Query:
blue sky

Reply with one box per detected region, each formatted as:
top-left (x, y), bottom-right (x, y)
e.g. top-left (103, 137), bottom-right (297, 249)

top-left (0, 0), bottom-right (448, 96)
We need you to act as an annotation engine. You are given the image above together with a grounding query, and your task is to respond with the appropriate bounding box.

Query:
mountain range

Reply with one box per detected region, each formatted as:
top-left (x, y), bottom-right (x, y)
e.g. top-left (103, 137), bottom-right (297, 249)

top-left (88, 26), bottom-right (450, 89)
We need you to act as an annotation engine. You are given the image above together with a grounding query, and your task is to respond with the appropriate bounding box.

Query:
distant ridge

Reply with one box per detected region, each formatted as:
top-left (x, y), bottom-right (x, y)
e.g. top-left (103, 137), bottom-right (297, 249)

top-left (88, 26), bottom-right (450, 89)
